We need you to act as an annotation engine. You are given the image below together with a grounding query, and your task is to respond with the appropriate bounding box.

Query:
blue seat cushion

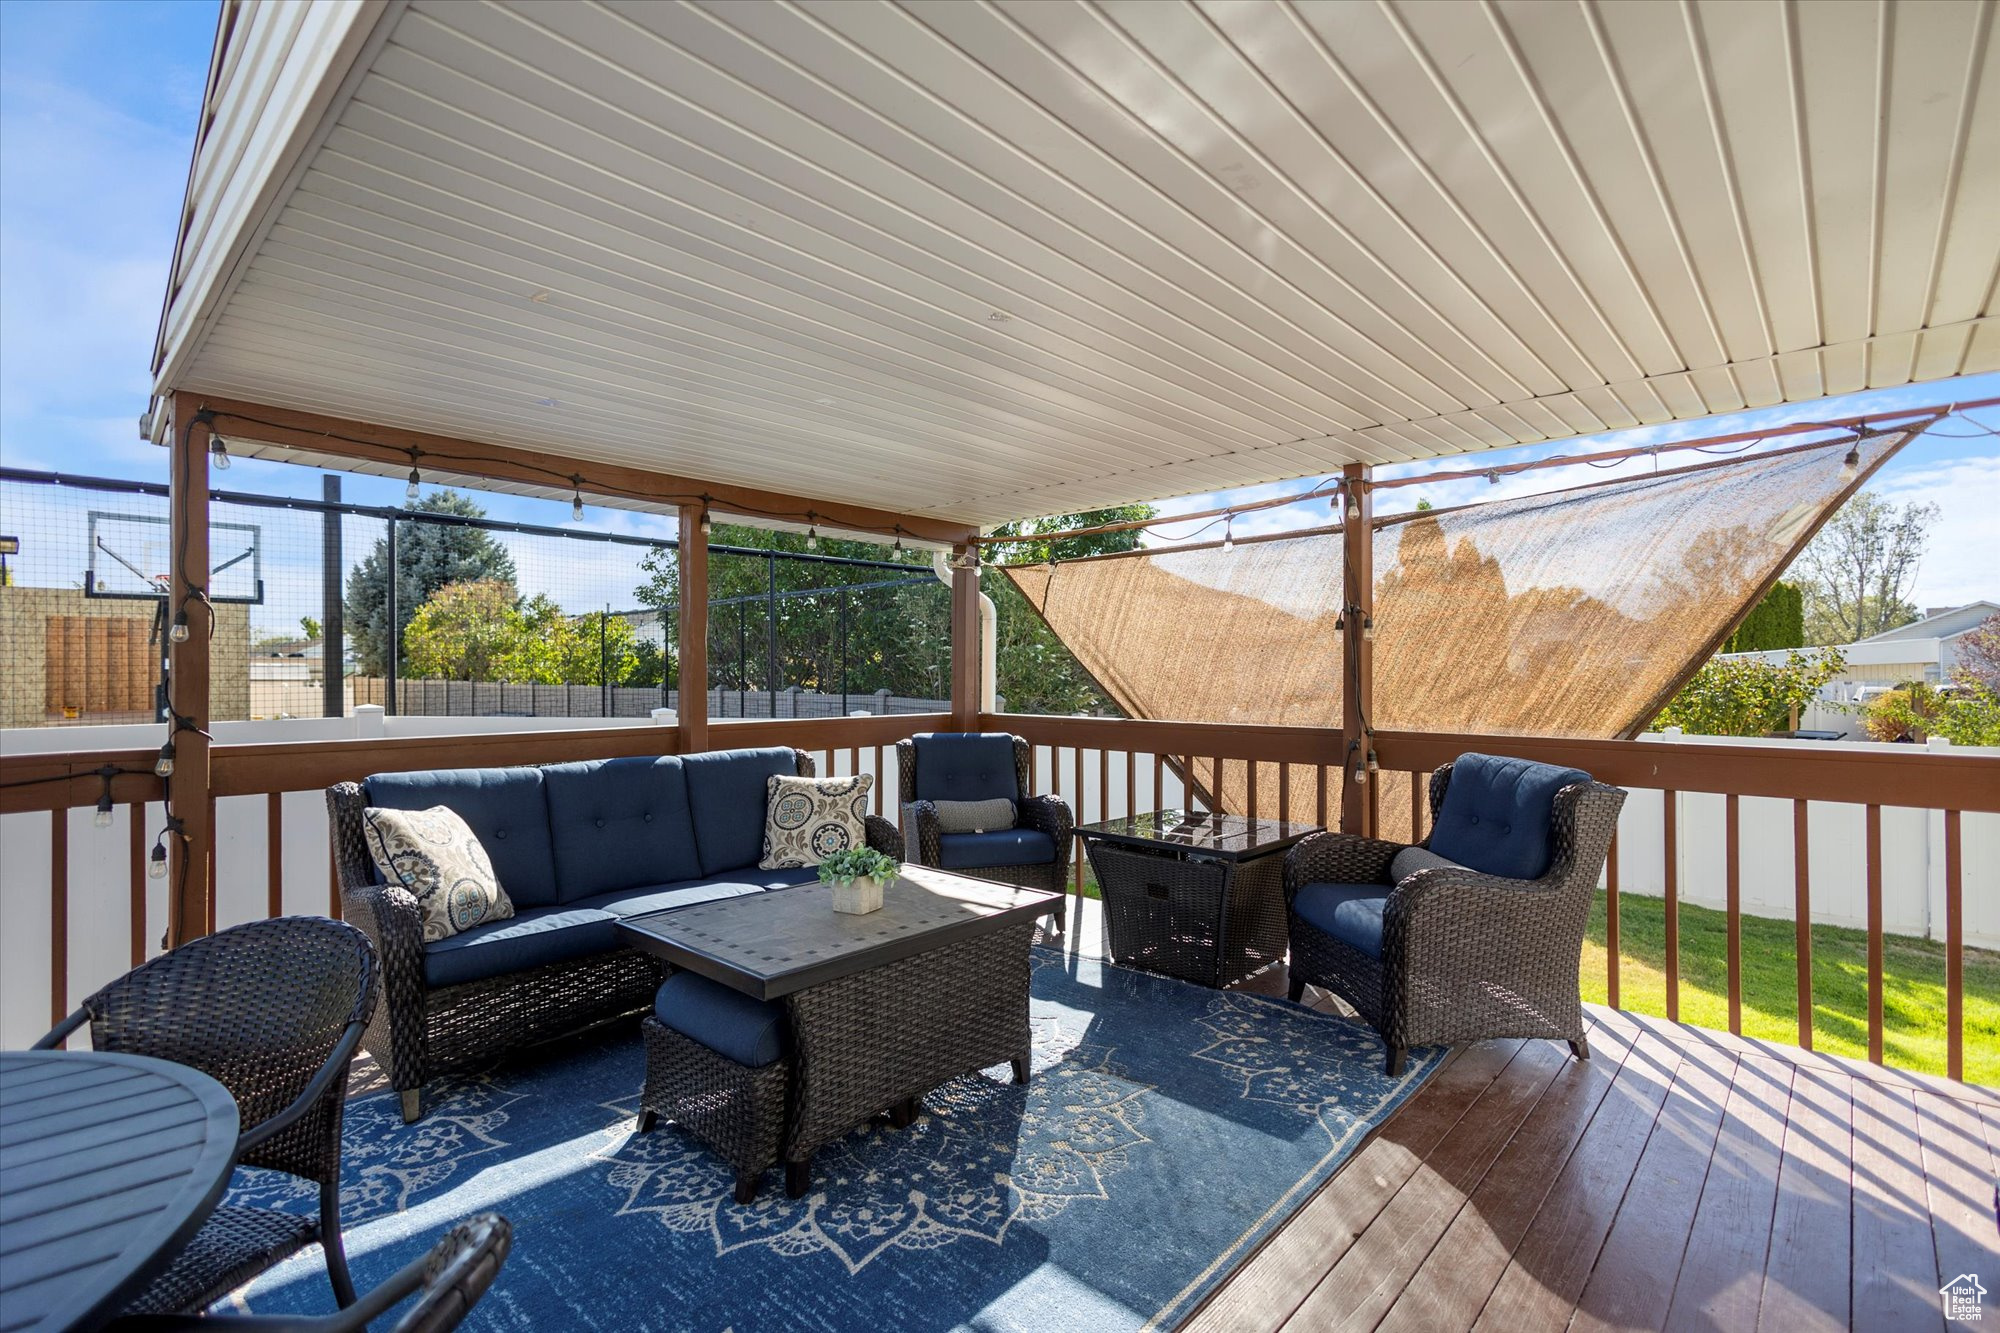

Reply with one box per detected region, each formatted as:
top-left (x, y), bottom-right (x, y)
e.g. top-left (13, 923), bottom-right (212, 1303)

top-left (1426, 753), bottom-right (1592, 882)
top-left (654, 970), bottom-right (788, 1068)
top-left (543, 757), bottom-right (703, 902)
top-left (422, 907), bottom-right (620, 988)
top-left (680, 747), bottom-right (800, 875)
top-left (366, 768), bottom-right (560, 908)
top-left (938, 828), bottom-right (1055, 870)
top-left (912, 733), bottom-right (1020, 805)
top-left (1292, 882), bottom-right (1388, 960)
top-left (577, 866), bottom-right (818, 919)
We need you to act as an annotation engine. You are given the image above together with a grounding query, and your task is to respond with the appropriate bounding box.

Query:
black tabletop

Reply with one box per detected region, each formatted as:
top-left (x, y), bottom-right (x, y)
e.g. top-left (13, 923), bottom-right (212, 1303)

top-left (1075, 809), bottom-right (1322, 860)
top-left (0, 1050), bottom-right (239, 1333)
top-left (619, 866), bottom-right (1058, 1001)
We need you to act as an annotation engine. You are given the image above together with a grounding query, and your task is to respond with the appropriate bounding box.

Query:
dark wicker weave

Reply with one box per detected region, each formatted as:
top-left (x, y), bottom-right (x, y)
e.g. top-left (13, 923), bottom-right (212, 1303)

top-left (1087, 841), bottom-right (1289, 988)
top-left (635, 1016), bottom-right (792, 1204)
top-left (887, 735), bottom-right (1071, 934)
top-left (108, 1212), bottom-right (512, 1333)
top-left (783, 922), bottom-right (1036, 1198)
top-left (36, 917), bottom-right (378, 1314)
top-left (1285, 762), bottom-right (1626, 1075)
top-left (326, 750), bottom-right (815, 1123)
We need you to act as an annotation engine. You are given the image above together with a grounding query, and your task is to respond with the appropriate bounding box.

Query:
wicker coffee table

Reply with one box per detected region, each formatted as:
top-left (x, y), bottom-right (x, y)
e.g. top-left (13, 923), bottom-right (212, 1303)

top-left (618, 866), bottom-right (1055, 1197)
top-left (1078, 810), bottom-right (1319, 988)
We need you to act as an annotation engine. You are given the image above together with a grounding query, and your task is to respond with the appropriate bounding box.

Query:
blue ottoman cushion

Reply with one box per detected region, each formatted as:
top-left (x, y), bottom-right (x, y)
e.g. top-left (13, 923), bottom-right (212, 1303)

top-left (654, 971), bottom-right (788, 1068)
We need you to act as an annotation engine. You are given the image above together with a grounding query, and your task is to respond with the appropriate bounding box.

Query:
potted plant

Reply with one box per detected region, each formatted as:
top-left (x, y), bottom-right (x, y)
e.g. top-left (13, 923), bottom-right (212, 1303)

top-left (817, 847), bottom-right (899, 915)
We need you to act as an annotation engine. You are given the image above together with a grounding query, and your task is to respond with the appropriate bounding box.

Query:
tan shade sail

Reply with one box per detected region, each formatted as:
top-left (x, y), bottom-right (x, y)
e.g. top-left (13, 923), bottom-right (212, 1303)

top-left (1005, 432), bottom-right (1914, 828)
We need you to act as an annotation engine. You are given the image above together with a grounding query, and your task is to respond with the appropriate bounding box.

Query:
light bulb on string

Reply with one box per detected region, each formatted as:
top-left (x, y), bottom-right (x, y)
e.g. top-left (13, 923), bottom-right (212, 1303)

top-left (1221, 516), bottom-right (1235, 553)
top-left (169, 609), bottom-right (191, 644)
top-left (698, 507), bottom-right (712, 537)
top-left (406, 467), bottom-right (421, 501)
top-left (805, 524), bottom-right (819, 552)
top-left (154, 740), bottom-right (176, 779)
top-left (94, 790), bottom-right (114, 829)
top-left (1838, 444), bottom-right (1861, 483)
top-left (571, 479), bottom-right (585, 523)
top-left (148, 840), bottom-right (168, 880)
top-left (208, 433), bottom-right (230, 470)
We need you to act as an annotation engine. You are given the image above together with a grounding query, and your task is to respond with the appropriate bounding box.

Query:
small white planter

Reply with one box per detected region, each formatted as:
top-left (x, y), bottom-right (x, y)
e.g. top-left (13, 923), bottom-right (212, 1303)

top-left (829, 873), bottom-right (889, 915)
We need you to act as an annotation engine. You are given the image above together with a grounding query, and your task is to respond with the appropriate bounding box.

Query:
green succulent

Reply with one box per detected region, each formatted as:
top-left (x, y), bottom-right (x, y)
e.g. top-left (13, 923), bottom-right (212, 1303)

top-left (816, 847), bottom-right (900, 887)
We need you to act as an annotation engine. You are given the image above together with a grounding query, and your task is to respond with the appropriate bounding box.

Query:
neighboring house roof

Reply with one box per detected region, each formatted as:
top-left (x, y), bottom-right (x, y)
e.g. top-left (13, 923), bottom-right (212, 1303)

top-left (1860, 602), bottom-right (2000, 645)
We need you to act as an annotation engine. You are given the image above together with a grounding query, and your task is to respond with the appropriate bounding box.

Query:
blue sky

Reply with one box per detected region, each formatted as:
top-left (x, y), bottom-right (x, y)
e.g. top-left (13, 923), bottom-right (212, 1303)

top-left (1, 0), bottom-right (1995, 621)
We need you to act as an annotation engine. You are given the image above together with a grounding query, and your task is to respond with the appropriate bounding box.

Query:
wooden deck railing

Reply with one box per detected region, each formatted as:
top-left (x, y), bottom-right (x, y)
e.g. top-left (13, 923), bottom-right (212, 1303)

top-left (5, 712), bottom-right (1994, 1081)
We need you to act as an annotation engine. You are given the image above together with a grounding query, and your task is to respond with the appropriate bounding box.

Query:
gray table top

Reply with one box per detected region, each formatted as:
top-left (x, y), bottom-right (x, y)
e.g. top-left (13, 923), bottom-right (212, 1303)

top-left (0, 1050), bottom-right (239, 1333)
top-left (618, 866), bottom-right (1058, 1001)
top-left (1076, 809), bottom-right (1322, 860)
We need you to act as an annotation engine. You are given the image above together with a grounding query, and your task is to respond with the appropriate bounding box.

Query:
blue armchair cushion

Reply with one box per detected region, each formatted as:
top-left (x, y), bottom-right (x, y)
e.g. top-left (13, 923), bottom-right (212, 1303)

top-left (422, 906), bottom-right (620, 988)
top-left (938, 828), bottom-right (1055, 870)
top-left (1426, 753), bottom-right (1591, 882)
top-left (577, 867), bottom-right (818, 919)
top-left (365, 767), bottom-right (561, 908)
top-left (654, 970), bottom-right (788, 1068)
top-left (680, 747), bottom-right (800, 875)
top-left (912, 733), bottom-right (1020, 805)
top-left (1292, 882), bottom-right (1388, 960)
top-left (543, 757), bottom-right (703, 902)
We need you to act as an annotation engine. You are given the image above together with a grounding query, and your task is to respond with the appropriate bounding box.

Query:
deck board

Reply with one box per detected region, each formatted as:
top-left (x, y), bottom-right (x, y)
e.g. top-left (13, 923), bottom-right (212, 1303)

top-left (1756, 1065), bottom-right (1854, 1332)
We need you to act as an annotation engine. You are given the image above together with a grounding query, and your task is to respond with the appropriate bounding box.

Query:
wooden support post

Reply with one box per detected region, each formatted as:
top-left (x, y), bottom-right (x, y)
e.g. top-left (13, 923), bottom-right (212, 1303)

top-left (951, 543), bottom-right (979, 732)
top-left (678, 505), bottom-right (710, 753)
top-left (167, 395), bottom-right (214, 947)
top-left (1338, 464), bottom-right (1374, 836)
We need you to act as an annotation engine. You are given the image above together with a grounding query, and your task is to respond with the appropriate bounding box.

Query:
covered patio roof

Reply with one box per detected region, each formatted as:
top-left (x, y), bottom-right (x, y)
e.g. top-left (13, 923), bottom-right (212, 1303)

top-left (148, 0), bottom-right (1999, 526)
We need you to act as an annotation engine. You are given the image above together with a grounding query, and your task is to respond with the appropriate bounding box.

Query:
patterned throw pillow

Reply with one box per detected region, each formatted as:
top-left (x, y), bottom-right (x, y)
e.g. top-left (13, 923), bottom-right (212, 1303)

top-left (759, 773), bottom-right (874, 869)
top-left (934, 797), bottom-right (1016, 833)
top-left (362, 804), bottom-right (515, 942)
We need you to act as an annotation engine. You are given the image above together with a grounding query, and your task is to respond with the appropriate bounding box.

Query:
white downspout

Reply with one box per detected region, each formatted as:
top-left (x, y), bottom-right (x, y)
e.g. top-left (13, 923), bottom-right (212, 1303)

top-left (933, 550), bottom-right (997, 713)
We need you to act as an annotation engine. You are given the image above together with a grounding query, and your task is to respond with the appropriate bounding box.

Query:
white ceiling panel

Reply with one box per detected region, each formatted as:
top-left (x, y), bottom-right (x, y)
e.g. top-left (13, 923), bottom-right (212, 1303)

top-left (155, 0), bottom-right (2000, 527)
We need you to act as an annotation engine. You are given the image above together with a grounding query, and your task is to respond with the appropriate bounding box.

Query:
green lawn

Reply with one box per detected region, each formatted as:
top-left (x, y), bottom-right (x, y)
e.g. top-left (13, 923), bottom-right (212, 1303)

top-left (1072, 868), bottom-right (1998, 1083)
top-left (1582, 892), bottom-right (2000, 1085)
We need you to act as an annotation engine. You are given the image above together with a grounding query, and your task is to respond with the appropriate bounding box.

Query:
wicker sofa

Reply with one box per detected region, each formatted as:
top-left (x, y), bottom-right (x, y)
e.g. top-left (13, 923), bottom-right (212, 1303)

top-left (869, 733), bottom-right (1073, 934)
top-left (1285, 753), bottom-right (1626, 1075)
top-left (328, 746), bottom-right (817, 1122)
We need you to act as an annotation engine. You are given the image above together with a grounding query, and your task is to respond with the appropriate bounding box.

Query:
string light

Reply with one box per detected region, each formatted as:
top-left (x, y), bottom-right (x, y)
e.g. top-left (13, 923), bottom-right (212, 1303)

top-left (698, 505), bottom-right (712, 537)
top-left (154, 738), bottom-right (176, 778)
top-left (1344, 488), bottom-right (1362, 522)
top-left (1838, 444), bottom-right (1861, 483)
top-left (805, 513), bottom-right (819, 551)
top-left (148, 839), bottom-right (168, 879)
top-left (93, 767), bottom-right (116, 829)
top-left (169, 609), bottom-right (191, 644)
top-left (1485, 470), bottom-right (1500, 485)
top-left (208, 433), bottom-right (231, 470)
top-left (405, 464), bottom-right (421, 501)
top-left (570, 476), bottom-right (585, 522)
top-left (1221, 516), bottom-right (1235, 553)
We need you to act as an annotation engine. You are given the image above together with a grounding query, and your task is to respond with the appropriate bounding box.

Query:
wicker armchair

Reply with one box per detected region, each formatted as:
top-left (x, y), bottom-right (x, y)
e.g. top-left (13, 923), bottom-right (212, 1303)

top-left (1285, 755), bottom-right (1625, 1075)
top-left (867, 733), bottom-right (1071, 933)
top-left (37, 917), bottom-right (378, 1314)
top-left (108, 1212), bottom-right (512, 1333)
top-left (327, 750), bottom-right (816, 1124)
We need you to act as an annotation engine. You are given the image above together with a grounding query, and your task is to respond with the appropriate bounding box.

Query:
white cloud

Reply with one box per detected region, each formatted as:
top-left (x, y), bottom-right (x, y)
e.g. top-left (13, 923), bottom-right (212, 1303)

top-left (1863, 456), bottom-right (2000, 610)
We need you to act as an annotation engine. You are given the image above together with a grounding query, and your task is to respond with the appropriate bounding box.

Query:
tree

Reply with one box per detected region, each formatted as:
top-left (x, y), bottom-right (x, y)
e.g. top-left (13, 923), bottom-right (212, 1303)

top-left (1792, 492), bottom-right (1937, 645)
top-left (299, 615), bottom-right (321, 642)
top-left (982, 504), bottom-right (1156, 715)
top-left (1722, 582), bottom-right (1804, 653)
top-left (1955, 614), bottom-right (2000, 692)
top-left (401, 580), bottom-right (520, 680)
top-left (1650, 648), bottom-right (1845, 737)
top-left (344, 491), bottom-right (517, 675)
top-left (1861, 678), bottom-right (2000, 746)
top-left (496, 596), bottom-right (647, 686)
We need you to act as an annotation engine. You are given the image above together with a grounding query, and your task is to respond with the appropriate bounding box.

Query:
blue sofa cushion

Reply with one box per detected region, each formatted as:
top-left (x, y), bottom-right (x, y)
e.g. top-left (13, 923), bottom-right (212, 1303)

top-left (576, 867), bottom-right (817, 920)
top-left (912, 733), bottom-right (1019, 805)
top-left (1293, 882), bottom-right (1388, 960)
top-left (366, 767), bottom-right (560, 908)
top-left (543, 757), bottom-right (702, 902)
top-left (938, 828), bottom-right (1055, 870)
top-left (422, 906), bottom-right (620, 988)
top-left (1426, 754), bottom-right (1592, 882)
top-left (680, 747), bottom-right (800, 875)
top-left (654, 970), bottom-right (788, 1068)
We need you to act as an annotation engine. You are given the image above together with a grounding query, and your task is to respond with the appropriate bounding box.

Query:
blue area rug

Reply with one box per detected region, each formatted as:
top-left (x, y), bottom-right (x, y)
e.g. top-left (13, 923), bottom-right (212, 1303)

top-left (228, 949), bottom-right (1439, 1331)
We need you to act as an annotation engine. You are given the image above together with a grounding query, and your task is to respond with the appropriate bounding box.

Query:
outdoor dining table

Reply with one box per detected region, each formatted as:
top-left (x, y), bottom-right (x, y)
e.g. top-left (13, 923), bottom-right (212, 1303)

top-left (0, 1049), bottom-right (239, 1332)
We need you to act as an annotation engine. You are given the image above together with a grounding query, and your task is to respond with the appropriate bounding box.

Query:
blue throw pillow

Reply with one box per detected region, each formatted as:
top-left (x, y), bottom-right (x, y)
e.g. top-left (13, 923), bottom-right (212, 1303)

top-left (1425, 753), bottom-right (1591, 882)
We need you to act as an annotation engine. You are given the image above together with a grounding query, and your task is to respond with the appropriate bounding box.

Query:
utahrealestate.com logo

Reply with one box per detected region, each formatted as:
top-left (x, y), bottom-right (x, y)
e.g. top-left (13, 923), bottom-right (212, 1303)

top-left (1942, 1274), bottom-right (1987, 1323)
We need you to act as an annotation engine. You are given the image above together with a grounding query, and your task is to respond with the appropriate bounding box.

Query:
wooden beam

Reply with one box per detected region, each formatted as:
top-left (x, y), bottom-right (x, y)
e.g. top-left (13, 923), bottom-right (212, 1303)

top-left (1339, 464), bottom-right (1374, 836)
top-left (951, 544), bottom-right (979, 731)
top-left (167, 394), bottom-right (214, 947)
top-left (677, 504), bottom-right (710, 754)
top-left (194, 395), bottom-right (976, 548)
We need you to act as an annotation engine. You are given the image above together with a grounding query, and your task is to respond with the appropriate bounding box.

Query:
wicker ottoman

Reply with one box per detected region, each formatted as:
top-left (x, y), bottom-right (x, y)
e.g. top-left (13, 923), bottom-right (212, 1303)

top-left (635, 974), bottom-right (793, 1205)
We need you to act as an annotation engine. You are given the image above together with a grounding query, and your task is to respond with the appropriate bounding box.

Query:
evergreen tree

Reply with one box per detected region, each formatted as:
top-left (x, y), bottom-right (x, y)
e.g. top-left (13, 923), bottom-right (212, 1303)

top-left (1722, 581), bottom-right (1805, 653)
top-left (344, 491), bottom-right (518, 676)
